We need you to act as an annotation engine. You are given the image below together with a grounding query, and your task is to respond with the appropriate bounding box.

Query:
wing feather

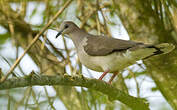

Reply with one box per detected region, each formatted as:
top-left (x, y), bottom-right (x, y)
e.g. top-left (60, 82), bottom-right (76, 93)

top-left (83, 36), bottom-right (144, 56)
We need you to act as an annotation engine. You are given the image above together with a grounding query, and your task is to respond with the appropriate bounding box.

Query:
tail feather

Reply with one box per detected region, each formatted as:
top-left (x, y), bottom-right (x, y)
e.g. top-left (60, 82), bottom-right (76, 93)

top-left (143, 43), bottom-right (175, 60)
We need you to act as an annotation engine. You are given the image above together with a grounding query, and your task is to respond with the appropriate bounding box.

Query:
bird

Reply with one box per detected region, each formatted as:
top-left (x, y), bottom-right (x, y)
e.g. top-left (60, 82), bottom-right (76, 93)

top-left (55, 21), bottom-right (175, 84)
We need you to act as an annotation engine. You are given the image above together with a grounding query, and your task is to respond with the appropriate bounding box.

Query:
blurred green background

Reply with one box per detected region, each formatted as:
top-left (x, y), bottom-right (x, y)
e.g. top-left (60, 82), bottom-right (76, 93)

top-left (0, 0), bottom-right (177, 110)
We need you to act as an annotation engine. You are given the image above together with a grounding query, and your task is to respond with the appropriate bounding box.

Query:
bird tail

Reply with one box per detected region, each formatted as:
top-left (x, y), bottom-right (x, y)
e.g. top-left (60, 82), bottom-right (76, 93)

top-left (143, 43), bottom-right (175, 59)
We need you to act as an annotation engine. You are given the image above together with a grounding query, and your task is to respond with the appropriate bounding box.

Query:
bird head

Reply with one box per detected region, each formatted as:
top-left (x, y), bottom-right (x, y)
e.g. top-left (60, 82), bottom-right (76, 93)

top-left (56, 21), bottom-right (78, 38)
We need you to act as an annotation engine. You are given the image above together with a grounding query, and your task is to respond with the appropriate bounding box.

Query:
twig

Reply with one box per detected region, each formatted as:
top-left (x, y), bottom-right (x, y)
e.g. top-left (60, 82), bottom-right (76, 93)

top-left (127, 68), bottom-right (140, 97)
top-left (7, 90), bottom-right (11, 110)
top-left (62, 36), bottom-right (73, 73)
top-left (44, 87), bottom-right (56, 110)
top-left (31, 88), bottom-right (40, 109)
top-left (0, 0), bottom-right (72, 83)
top-left (96, 14), bottom-right (101, 35)
top-left (40, 32), bottom-right (48, 51)
top-left (96, 0), bottom-right (111, 37)
top-left (24, 87), bottom-right (32, 110)
top-left (46, 38), bottom-right (65, 60)
top-left (0, 56), bottom-right (18, 77)
top-left (20, 0), bottom-right (27, 17)
top-left (14, 87), bottom-right (31, 109)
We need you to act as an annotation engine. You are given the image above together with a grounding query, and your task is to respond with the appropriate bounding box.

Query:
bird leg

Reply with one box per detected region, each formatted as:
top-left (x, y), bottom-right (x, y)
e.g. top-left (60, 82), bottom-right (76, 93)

top-left (99, 70), bottom-right (109, 80)
top-left (108, 72), bottom-right (118, 84)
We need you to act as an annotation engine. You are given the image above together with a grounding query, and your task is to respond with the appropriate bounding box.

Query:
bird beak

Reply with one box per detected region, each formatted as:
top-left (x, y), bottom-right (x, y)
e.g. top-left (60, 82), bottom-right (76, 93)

top-left (56, 29), bottom-right (64, 38)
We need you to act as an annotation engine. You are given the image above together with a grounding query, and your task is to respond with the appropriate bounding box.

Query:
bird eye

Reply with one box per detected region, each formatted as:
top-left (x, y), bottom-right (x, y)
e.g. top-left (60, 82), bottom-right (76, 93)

top-left (64, 24), bottom-right (69, 29)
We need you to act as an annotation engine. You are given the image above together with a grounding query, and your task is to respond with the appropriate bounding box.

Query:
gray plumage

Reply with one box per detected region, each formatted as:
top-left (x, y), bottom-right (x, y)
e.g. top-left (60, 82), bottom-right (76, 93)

top-left (56, 21), bottom-right (175, 73)
top-left (84, 35), bottom-right (146, 56)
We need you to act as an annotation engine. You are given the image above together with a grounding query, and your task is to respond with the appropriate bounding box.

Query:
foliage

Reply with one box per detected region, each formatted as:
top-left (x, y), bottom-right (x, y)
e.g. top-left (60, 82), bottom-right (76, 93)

top-left (0, 0), bottom-right (177, 110)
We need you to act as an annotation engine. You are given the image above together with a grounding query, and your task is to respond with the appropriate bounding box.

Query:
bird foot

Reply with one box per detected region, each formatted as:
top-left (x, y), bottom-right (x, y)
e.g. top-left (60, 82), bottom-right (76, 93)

top-left (99, 70), bottom-right (109, 80)
top-left (108, 72), bottom-right (118, 84)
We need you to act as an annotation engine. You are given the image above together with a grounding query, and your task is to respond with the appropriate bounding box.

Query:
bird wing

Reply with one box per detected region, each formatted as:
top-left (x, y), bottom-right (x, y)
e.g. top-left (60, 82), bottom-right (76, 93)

top-left (83, 36), bottom-right (144, 56)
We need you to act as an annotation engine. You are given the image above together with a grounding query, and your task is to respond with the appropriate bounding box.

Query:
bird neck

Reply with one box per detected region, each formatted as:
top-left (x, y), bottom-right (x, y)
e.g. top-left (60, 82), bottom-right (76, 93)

top-left (68, 29), bottom-right (88, 48)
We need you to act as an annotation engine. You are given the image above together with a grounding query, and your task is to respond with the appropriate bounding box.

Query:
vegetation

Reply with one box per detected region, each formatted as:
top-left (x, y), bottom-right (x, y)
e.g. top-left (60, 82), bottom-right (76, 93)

top-left (0, 0), bottom-right (177, 110)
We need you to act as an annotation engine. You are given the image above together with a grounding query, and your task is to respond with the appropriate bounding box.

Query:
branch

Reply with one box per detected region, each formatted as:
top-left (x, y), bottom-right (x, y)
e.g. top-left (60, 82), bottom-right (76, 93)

top-left (0, 74), bottom-right (149, 110)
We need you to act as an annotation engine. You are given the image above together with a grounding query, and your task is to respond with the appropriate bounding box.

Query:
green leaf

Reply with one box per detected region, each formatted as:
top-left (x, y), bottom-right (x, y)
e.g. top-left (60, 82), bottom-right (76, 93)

top-left (0, 33), bottom-right (10, 45)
